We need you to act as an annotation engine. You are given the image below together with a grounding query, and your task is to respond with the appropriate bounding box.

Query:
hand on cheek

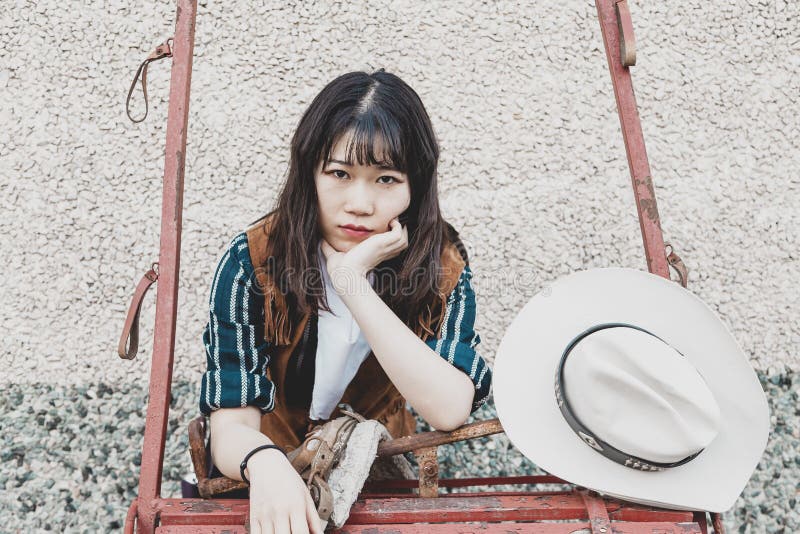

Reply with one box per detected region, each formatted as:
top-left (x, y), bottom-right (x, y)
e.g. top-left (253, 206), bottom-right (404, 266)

top-left (320, 218), bottom-right (409, 293)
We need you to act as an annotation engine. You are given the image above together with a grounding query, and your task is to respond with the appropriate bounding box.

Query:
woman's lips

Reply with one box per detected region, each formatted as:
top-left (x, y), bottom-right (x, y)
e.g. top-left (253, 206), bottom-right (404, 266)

top-left (340, 226), bottom-right (373, 238)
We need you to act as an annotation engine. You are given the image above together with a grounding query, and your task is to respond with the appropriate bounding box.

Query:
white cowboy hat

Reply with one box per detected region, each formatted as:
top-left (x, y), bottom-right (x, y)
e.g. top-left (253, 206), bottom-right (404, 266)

top-left (494, 267), bottom-right (770, 512)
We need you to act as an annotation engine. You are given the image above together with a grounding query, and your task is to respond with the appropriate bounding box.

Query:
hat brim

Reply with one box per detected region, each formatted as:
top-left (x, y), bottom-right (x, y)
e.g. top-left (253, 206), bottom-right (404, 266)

top-left (494, 268), bottom-right (769, 512)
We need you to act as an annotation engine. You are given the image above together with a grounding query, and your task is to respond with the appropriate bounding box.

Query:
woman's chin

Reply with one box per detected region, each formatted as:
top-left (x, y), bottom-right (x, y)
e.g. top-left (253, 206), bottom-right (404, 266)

top-left (324, 232), bottom-right (371, 253)
top-left (328, 239), bottom-right (353, 253)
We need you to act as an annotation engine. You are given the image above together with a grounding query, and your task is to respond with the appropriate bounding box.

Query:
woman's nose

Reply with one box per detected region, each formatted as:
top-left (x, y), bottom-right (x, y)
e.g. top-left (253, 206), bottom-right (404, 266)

top-left (344, 183), bottom-right (374, 215)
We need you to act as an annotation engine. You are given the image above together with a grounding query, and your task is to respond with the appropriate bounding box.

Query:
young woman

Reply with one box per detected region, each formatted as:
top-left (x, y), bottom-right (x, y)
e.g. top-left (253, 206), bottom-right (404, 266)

top-left (198, 69), bottom-right (492, 534)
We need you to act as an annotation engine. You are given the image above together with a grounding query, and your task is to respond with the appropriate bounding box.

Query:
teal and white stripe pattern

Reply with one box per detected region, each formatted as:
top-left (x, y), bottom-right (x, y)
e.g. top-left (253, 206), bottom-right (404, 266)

top-left (200, 232), bottom-right (275, 416)
top-left (199, 232), bottom-right (492, 416)
top-left (424, 265), bottom-right (492, 413)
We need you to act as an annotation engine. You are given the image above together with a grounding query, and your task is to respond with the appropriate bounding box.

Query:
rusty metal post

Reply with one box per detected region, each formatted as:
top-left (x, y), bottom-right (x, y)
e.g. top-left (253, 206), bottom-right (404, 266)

top-left (595, 0), bottom-right (670, 279)
top-left (135, 0), bottom-right (197, 531)
top-left (414, 446), bottom-right (440, 498)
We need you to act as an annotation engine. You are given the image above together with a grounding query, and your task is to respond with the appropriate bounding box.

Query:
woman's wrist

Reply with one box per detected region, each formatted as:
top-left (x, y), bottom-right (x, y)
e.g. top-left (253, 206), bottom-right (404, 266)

top-left (248, 446), bottom-right (286, 467)
top-left (328, 264), bottom-right (369, 295)
top-left (243, 446), bottom-right (288, 481)
top-left (247, 448), bottom-right (286, 465)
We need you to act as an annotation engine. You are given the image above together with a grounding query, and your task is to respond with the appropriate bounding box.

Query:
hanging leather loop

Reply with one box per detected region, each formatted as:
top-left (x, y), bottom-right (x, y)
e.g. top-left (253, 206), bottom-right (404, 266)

top-left (118, 263), bottom-right (159, 359)
top-left (615, 0), bottom-right (636, 66)
top-left (665, 242), bottom-right (689, 288)
top-left (126, 38), bottom-right (174, 123)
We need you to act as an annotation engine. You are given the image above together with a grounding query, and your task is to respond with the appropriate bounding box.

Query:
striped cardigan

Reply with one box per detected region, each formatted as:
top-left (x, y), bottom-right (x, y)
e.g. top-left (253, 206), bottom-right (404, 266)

top-left (199, 231), bottom-right (492, 417)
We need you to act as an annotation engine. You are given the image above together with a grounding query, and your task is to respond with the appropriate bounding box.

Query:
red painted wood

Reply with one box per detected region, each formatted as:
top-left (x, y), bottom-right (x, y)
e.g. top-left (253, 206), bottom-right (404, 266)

top-left (693, 511), bottom-right (710, 534)
top-left (155, 494), bottom-right (699, 531)
top-left (333, 522), bottom-right (703, 533)
top-left (135, 1), bottom-right (197, 532)
top-left (363, 475), bottom-right (568, 491)
top-left (579, 490), bottom-right (611, 534)
top-left (156, 527), bottom-right (246, 534)
top-left (157, 499), bottom-right (247, 525)
top-left (362, 491), bottom-right (572, 499)
top-left (595, 0), bottom-right (670, 277)
top-left (611, 504), bottom-right (695, 523)
top-left (348, 494), bottom-right (694, 525)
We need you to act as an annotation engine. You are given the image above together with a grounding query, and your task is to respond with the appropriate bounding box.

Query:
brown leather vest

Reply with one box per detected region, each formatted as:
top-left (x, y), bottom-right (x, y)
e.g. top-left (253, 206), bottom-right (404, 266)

top-left (244, 214), bottom-right (466, 450)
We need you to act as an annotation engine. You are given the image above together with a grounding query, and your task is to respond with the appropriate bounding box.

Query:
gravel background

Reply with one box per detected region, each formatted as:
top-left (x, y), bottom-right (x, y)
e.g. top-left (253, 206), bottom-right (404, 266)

top-left (2, 0), bottom-right (798, 531)
top-left (0, 372), bottom-right (797, 532)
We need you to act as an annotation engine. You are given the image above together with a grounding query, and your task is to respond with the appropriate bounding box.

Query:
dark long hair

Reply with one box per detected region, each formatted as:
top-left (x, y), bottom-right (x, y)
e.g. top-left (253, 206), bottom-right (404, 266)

top-left (251, 69), bottom-right (458, 338)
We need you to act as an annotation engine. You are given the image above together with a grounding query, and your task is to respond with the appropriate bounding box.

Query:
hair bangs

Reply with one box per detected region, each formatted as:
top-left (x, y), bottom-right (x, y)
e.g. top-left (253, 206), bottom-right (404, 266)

top-left (323, 112), bottom-right (408, 174)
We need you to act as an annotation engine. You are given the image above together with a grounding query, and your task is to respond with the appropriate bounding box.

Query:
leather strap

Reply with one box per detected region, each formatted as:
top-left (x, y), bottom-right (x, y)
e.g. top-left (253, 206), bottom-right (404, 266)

top-left (665, 242), bottom-right (689, 288)
top-left (578, 489), bottom-right (612, 534)
top-left (308, 476), bottom-right (334, 522)
top-left (286, 410), bottom-right (366, 523)
top-left (126, 38), bottom-right (174, 123)
top-left (615, 0), bottom-right (636, 66)
top-left (118, 263), bottom-right (159, 360)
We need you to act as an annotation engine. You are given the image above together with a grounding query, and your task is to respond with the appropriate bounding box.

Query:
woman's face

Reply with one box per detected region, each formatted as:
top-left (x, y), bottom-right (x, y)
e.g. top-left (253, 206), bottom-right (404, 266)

top-left (315, 132), bottom-right (411, 253)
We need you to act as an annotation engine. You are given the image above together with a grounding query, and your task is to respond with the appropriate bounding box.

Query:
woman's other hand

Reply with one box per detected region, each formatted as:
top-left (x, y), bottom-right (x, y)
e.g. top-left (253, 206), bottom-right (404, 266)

top-left (247, 449), bottom-right (325, 534)
top-left (321, 217), bottom-right (408, 289)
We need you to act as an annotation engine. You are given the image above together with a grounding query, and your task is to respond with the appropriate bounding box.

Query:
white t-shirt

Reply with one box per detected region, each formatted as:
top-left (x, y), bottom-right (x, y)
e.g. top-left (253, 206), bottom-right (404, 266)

top-left (308, 242), bottom-right (376, 420)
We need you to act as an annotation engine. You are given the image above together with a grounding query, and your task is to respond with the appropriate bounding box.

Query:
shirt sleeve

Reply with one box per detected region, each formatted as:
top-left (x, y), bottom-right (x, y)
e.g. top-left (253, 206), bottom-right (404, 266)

top-left (199, 231), bottom-right (277, 416)
top-left (424, 264), bottom-right (492, 413)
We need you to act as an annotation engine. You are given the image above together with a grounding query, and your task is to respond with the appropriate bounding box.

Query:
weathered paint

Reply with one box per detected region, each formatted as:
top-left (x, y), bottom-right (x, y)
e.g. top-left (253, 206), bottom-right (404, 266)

top-left (123, 1), bottom-right (720, 532)
top-left (595, 0), bottom-right (670, 279)
top-left (130, 0), bottom-right (197, 532)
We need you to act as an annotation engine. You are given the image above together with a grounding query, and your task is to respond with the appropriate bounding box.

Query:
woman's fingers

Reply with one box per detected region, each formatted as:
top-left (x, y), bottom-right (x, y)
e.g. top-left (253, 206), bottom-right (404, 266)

top-left (392, 218), bottom-right (408, 251)
top-left (388, 217), bottom-right (408, 248)
top-left (273, 515), bottom-right (291, 534)
top-left (290, 511), bottom-right (311, 534)
top-left (258, 519), bottom-right (273, 534)
top-left (306, 492), bottom-right (325, 534)
top-left (252, 505), bottom-right (315, 534)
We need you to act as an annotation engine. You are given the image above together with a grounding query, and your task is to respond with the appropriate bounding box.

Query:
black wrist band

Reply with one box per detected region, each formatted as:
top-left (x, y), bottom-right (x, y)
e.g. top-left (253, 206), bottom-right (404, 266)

top-left (239, 444), bottom-right (286, 485)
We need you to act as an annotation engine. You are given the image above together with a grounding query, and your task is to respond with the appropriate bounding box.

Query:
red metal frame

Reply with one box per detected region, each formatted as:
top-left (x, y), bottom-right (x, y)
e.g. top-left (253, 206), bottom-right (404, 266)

top-left (596, 0), bottom-right (669, 276)
top-left (121, 0), bottom-right (723, 532)
top-left (129, 484), bottom-right (710, 533)
top-left (130, 0), bottom-right (196, 531)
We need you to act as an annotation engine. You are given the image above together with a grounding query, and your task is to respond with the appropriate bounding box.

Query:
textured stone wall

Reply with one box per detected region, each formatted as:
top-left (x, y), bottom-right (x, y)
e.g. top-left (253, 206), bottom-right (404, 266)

top-left (3, 0), bottom-right (797, 381)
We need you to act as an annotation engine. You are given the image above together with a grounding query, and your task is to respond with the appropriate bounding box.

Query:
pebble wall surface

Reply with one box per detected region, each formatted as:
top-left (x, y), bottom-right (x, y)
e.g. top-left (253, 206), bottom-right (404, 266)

top-left (0, 373), bottom-right (797, 532)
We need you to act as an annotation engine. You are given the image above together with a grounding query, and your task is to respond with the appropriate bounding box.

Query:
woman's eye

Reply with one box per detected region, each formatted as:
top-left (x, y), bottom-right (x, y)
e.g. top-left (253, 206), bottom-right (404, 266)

top-left (329, 170), bottom-right (397, 184)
